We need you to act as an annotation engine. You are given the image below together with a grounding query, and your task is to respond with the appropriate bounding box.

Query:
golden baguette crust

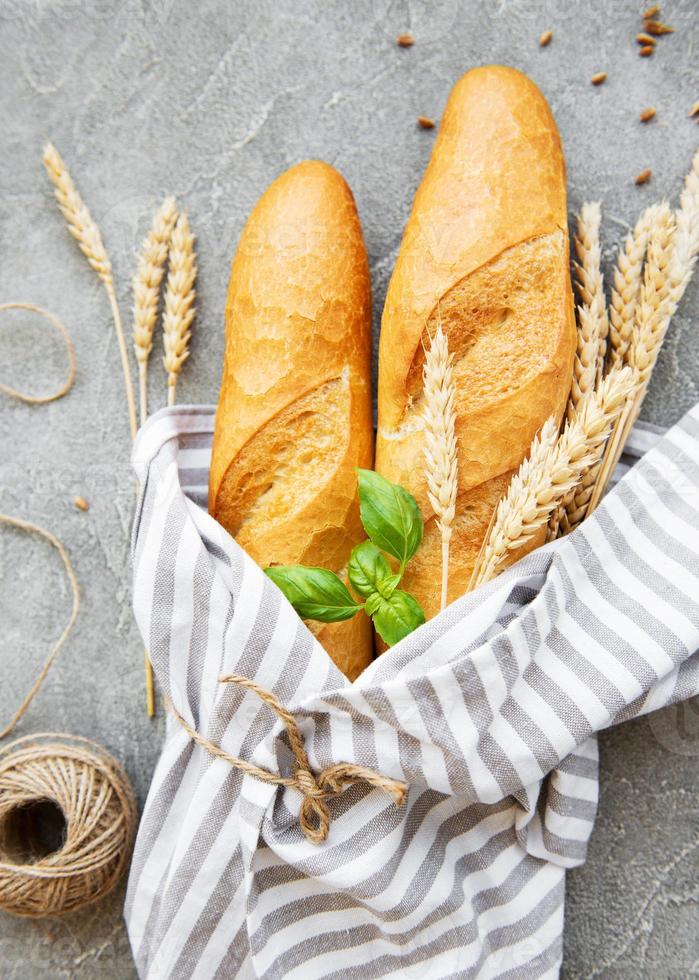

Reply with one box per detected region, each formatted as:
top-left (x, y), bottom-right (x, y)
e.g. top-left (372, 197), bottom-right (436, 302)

top-left (376, 66), bottom-right (576, 620)
top-left (209, 160), bottom-right (373, 680)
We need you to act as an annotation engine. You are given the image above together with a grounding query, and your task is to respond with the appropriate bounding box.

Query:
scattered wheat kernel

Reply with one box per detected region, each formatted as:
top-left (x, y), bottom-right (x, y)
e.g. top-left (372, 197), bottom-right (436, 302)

top-left (642, 4), bottom-right (660, 17)
top-left (418, 115), bottom-right (435, 129)
top-left (591, 72), bottom-right (607, 85)
top-left (397, 33), bottom-right (414, 47)
top-left (639, 45), bottom-right (654, 56)
top-left (636, 32), bottom-right (656, 45)
top-left (539, 30), bottom-right (553, 47)
top-left (74, 496), bottom-right (89, 512)
top-left (640, 107), bottom-right (657, 122)
top-left (643, 19), bottom-right (674, 35)
top-left (689, 101), bottom-right (699, 117)
top-left (634, 168), bottom-right (652, 185)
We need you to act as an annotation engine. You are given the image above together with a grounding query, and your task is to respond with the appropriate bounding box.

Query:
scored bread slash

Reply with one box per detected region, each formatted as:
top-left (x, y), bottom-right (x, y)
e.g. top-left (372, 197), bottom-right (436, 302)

top-left (539, 29), bottom-right (553, 47)
top-left (636, 33), bottom-right (656, 45)
top-left (643, 19), bottom-right (674, 35)
top-left (396, 33), bottom-right (414, 47)
top-left (417, 115), bottom-right (435, 129)
top-left (591, 72), bottom-right (607, 86)
top-left (639, 44), bottom-right (655, 56)
top-left (639, 107), bottom-right (657, 122)
top-left (642, 3), bottom-right (661, 17)
top-left (634, 168), bottom-right (652, 185)
top-left (73, 496), bottom-right (89, 512)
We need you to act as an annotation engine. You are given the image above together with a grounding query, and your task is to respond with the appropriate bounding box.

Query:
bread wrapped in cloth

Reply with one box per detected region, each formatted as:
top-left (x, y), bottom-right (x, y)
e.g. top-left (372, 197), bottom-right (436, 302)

top-left (376, 66), bottom-right (576, 621)
top-left (209, 161), bottom-right (374, 680)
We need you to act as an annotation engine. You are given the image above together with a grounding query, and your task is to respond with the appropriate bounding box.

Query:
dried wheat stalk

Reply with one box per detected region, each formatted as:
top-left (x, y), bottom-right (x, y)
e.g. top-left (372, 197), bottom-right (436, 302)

top-left (473, 367), bottom-right (635, 588)
top-left (42, 143), bottom-right (137, 440)
top-left (162, 212), bottom-right (196, 406)
top-left (586, 202), bottom-right (684, 515)
top-left (573, 202), bottom-right (609, 388)
top-left (558, 365), bottom-right (634, 535)
top-left (551, 204), bottom-right (610, 537)
top-left (422, 320), bottom-right (458, 611)
top-left (566, 206), bottom-right (606, 423)
top-left (670, 147), bottom-right (699, 301)
top-left (133, 197), bottom-right (178, 424)
top-left (608, 206), bottom-right (659, 367)
top-left (575, 202), bottom-right (609, 378)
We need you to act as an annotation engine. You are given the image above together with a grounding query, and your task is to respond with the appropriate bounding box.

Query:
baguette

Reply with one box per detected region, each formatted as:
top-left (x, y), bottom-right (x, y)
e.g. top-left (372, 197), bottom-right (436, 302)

top-left (376, 66), bottom-right (576, 619)
top-left (209, 161), bottom-right (374, 680)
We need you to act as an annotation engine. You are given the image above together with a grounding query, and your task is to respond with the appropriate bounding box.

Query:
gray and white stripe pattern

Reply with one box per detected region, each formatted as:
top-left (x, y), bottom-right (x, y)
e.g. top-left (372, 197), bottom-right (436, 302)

top-left (126, 405), bottom-right (699, 979)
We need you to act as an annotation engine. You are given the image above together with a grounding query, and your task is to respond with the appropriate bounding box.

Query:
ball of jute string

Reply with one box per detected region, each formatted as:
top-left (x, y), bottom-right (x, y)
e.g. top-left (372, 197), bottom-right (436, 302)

top-left (0, 517), bottom-right (137, 917)
top-left (0, 733), bottom-right (137, 918)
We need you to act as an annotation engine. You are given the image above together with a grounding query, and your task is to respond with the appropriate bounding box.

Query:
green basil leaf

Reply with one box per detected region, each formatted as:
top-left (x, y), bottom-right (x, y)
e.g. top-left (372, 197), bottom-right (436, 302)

top-left (265, 565), bottom-right (362, 622)
top-left (371, 589), bottom-right (425, 647)
top-left (378, 573), bottom-right (401, 599)
top-left (365, 592), bottom-right (383, 617)
top-left (348, 541), bottom-right (393, 598)
top-left (357, 469), bottom-right (423, 567)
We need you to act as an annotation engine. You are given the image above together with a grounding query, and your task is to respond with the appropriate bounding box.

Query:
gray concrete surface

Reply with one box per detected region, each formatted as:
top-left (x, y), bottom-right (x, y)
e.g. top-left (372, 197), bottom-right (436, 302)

top-left (0, 1), bottom-right (697, 976)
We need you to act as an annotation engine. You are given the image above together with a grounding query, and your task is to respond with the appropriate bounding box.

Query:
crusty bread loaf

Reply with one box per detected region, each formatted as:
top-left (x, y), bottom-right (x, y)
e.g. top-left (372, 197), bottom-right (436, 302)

top-left (375, 66), bottom-right (576, 620)
top-left (209, 160), bottom-right (374, 680)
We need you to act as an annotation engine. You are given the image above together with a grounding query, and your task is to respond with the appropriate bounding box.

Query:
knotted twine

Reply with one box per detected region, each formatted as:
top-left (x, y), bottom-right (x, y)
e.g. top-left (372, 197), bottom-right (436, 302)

top-left (171, 673), bottom-right (408, 844)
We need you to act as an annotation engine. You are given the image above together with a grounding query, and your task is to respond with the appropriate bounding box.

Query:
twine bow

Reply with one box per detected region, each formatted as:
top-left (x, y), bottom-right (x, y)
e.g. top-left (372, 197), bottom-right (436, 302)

top-left (170, 673), bottom-right (407, 844)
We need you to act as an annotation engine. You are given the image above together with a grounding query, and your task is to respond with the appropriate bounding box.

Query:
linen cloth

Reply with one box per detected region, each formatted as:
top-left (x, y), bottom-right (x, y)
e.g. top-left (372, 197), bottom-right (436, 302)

top-left (125, 404), bottom-right (699, 979)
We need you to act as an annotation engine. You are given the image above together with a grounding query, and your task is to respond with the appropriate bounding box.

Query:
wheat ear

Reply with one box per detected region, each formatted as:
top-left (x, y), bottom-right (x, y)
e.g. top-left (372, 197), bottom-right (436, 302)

top-left (573, 202), bottom-right (609, 384)
top-left (42, 142), bottom-right (137, 440)
top-left (608, 206), bottom-right (659, 367)
top-left (163, 212), bottom-right (196, 406)
top-left (551, 204), bottom-right (609, 538)
top-left (558, 362), bottom-right (636, 534)
top-left (473, 367), bottom-right (635, 588)
top-left (422, 320), bottom-right (459, 611)
top-left (566, 205), bottom-right (605, 423)
top-left (586, 204), bottom-right (677, 514)
top-left (133, 197), bottom-right (178, 424)
top-left (669, 147), bottom-right (699, 302)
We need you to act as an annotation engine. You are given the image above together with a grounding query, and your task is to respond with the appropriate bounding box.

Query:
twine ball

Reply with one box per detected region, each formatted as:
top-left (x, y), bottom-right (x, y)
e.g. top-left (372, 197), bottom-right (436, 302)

top-left (0, 735), bottom-right (137, 918)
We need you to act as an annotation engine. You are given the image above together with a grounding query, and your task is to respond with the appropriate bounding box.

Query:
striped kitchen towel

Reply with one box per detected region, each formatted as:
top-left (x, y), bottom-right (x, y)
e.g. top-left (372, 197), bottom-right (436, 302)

top-left (125, 404), bottom-right (699, 980)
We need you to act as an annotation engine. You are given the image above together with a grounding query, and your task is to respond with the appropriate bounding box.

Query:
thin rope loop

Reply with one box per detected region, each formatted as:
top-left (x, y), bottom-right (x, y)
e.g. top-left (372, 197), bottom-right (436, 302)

top-left (0, 514), bottom-right (80, 740)
top-left (0, 302), bottom-right (76, 405)
top-left (170, 673), bottom-right (407, 845)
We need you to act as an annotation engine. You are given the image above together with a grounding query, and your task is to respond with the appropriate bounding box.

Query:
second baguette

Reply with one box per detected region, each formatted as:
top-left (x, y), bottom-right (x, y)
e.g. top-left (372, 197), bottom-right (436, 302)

top-left (376, 66), bottom-right (577, 620)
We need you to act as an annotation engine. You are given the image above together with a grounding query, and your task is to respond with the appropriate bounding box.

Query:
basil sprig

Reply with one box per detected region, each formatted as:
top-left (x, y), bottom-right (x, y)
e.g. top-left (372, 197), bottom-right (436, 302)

top-left (264, 469), bottom-right (425, 647)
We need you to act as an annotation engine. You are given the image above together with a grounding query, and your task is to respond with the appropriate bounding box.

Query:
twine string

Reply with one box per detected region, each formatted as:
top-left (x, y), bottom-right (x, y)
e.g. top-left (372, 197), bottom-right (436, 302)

top-left (0, 514), bottom-right (80, 741)
top-left (171, 673), bottom-right (407, 844)
top-left (0, 303), bottom-right (76, 405)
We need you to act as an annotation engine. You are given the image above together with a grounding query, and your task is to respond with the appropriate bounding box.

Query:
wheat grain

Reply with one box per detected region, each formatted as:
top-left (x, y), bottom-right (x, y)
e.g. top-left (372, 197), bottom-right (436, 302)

top-left (473, 367), bottom-right (634, 587)
top-left (42, 142), bottom-right (137, 440)
top-left (422, 320), bottom-right (458, 611)
top-left (132, 197), bottom-right (178, 423)
top-left (608, 205), bottom-right (659, 367)
top-left (162, 212), bottom-right (196, 405)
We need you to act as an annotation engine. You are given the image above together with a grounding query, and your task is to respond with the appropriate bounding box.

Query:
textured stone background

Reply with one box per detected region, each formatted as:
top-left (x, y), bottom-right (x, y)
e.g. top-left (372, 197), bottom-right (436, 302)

top-left (0, 1), bottom-right (698, 976)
